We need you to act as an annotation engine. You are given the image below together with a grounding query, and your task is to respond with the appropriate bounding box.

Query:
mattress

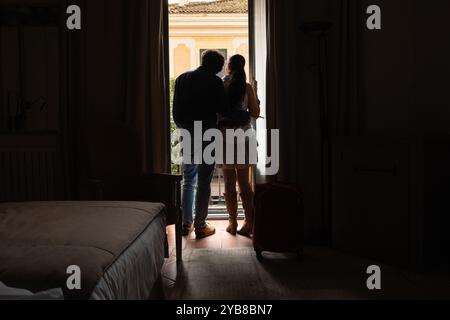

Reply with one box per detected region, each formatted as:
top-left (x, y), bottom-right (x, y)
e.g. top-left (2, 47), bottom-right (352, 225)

top-left (0, 201), bottom-right (167, 300)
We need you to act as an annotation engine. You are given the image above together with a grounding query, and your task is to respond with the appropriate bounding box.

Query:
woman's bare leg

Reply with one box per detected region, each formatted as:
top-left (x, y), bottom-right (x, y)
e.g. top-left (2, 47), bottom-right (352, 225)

top-left (223, 168), bottom-right (239, 235)
top-left (237, 168), bottom-right (254, 237)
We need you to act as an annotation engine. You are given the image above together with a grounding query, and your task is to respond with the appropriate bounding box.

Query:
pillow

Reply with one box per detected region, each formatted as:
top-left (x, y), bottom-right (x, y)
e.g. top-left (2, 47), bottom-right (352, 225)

top-left (0, 282), bottom-right (64, 300)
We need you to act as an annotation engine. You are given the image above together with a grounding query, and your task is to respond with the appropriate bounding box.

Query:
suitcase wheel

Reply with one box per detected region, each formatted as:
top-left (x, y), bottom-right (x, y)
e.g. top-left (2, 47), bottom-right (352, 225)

top-left (255, 249), bottom-right (263, 262)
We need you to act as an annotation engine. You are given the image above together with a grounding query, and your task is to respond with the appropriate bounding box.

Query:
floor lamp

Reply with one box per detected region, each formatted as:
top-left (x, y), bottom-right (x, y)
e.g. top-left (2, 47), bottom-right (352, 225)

top-left (300, 21), bottom-right (333, 245)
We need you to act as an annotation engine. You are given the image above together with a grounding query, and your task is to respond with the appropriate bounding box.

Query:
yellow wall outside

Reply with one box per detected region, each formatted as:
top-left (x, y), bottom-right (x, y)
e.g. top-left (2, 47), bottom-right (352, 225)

top-left (171, 36), bottom-right (249, 78)
top-left (174, 43), bottom-right (191, 77)
top-left (169, 13), bottom-right (249, 79)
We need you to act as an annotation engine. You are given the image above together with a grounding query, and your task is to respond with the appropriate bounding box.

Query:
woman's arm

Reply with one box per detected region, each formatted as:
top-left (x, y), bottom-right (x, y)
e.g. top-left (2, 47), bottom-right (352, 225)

top-left (247, 84), bottom-right (261, 119)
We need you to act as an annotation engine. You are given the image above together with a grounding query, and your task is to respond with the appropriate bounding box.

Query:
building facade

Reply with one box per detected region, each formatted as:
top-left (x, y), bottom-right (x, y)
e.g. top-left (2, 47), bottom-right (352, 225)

top-left (169, 0), bottom-right (249, 79)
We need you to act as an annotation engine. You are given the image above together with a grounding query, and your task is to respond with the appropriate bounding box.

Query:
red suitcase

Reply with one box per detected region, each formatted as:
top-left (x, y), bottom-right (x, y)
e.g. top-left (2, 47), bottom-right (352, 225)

top-left (252, 182), bottom-right (304, 261)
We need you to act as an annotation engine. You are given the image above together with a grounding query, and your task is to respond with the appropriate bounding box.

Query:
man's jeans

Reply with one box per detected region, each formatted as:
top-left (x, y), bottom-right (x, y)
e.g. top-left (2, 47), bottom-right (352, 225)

top-left (182, 163), bottom-right (215, 229)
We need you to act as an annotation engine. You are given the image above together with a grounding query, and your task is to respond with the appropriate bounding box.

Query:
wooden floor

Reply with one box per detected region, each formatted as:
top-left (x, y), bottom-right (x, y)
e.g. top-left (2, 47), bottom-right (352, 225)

top-left (162, 221), bottom-right (450, 300)
top-left (167, 220), bottom-right (252, 252)
top-left (163, 220), bottom-right (253, 296)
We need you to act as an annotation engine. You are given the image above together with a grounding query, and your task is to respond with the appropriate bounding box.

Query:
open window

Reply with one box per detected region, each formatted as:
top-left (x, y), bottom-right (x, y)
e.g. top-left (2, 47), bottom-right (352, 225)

top-left (167, 0), bottom-right (266, 216)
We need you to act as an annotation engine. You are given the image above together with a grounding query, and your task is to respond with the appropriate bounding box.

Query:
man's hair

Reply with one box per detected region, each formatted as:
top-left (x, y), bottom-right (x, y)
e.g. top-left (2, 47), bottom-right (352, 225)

top-left (201, 50), bottom-right (225, 74)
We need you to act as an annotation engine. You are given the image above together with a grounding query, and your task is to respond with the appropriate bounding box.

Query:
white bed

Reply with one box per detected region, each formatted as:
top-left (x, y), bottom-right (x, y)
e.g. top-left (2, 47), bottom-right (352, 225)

top-left (0, 201), bottom-right (167, 300)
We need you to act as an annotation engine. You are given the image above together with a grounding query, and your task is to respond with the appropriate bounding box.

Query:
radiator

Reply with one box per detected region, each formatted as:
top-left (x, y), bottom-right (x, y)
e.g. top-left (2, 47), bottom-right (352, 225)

top-left (0, 134), bottom-right (65, 202)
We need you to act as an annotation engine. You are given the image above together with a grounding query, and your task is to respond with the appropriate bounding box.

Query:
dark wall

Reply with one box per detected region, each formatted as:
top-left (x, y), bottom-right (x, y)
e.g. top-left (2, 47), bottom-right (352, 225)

top-left (412, 0), bottom-right (450, 135)
top-left (359, 0), bottom-right (415, 135)
top-left (324, 0), bottom-right (450, 267)
top-left (358, 0), bottom-right (450, 136)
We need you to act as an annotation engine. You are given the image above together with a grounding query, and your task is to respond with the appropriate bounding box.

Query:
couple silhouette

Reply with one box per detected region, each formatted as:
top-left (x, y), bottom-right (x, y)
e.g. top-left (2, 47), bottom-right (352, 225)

top-left (173, 50), bottom-right (260, 239)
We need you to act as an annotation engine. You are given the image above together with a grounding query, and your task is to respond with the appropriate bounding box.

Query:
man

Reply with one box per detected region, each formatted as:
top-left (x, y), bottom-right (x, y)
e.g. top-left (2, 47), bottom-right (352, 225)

top-left (173, 50), bottom-right (227, 239)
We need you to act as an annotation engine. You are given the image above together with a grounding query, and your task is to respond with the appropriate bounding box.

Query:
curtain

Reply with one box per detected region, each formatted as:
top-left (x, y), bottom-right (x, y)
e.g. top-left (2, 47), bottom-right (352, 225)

top-left (81, 0), bottom-right (170, 180)
top-left (265, 0), bottom-right (283, 144)
top-left (333, 0), bottom-right (363, 137)
top-left (265, 0), bottom-right (324, 243)
top-left (264, 0), bottom-right (364, 243)
top-left (123, 0), bottom-right (170, 174)
top-left (265, 0), bottom-right (294, 183)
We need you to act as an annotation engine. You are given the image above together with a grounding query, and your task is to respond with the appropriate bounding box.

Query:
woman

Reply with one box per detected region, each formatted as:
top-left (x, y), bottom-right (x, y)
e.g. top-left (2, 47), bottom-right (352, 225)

top-left (219, 54), bottom-right (260, 237)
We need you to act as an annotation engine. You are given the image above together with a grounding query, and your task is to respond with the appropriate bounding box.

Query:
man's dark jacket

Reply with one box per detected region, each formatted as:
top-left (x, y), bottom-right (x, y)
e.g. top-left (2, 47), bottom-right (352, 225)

top-left (173, 67), bottom-right (227, 131)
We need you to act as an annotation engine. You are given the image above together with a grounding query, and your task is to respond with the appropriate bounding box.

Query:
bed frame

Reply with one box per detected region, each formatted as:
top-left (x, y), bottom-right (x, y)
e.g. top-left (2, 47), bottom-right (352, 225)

top-left (84, 174), bottom-right (183, 263)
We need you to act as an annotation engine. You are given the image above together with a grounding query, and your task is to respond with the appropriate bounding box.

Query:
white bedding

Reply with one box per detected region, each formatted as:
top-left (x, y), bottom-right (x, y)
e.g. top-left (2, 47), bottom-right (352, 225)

top-left (90, 212), bottom-right (167, 300)
top-left (0, 282), bottom-right (64, 300)
top-left (0, 201), bottom-right (168, 300)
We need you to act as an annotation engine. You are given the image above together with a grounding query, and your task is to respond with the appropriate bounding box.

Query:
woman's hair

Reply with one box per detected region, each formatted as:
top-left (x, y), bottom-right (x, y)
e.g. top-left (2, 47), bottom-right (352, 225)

top-left (226, 54), bottom-right (247, 111)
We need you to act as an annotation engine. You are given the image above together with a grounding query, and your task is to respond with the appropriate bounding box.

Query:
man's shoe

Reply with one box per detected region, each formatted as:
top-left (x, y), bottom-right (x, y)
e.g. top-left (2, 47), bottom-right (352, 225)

top-left (182, 224), bottom-right (194, 237)
top-left (195, 223), bottom-right (216, 239)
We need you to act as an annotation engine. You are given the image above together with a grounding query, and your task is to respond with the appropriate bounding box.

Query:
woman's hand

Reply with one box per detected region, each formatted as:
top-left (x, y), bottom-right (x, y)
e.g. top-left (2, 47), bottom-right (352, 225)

top-left (251, 79), bottom-right (261, 108)
top-left (247, 84), bottom-right (261, 119)
top-left (251, 79), bottom-right (258, 97)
